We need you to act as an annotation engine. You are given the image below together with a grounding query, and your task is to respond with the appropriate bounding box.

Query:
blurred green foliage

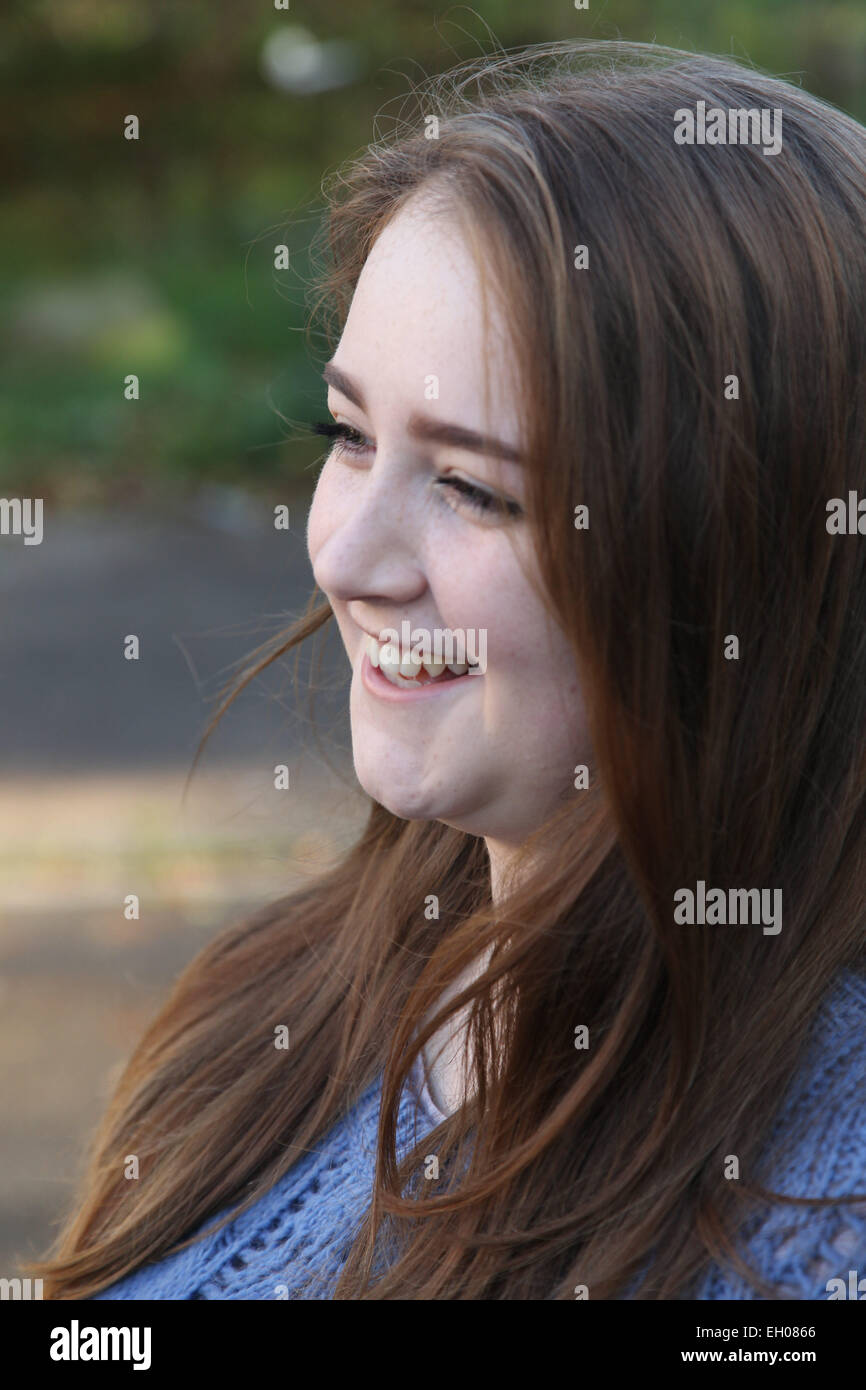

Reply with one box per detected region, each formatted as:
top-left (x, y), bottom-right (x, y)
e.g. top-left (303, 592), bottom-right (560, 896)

top-left (1, 0), bottom-right (864, 502)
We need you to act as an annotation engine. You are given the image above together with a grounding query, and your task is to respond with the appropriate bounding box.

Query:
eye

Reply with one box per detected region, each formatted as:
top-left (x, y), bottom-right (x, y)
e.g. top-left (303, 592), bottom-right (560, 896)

top-left (433, 475), bottom-right (522, 520)
top-left (309, 418), bottom-right (523, 520)
top-left (310, 420), bottom-right (372, 457)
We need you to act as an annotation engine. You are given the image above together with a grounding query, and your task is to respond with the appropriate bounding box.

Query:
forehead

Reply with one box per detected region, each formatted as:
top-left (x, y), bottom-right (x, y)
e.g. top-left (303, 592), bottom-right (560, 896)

top-left (335, 194), bottom-right (522, 442)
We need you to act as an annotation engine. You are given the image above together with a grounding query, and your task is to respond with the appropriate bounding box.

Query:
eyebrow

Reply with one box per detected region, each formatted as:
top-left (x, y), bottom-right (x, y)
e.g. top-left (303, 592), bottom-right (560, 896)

top-left (322, 361), bottom-right (525, 465)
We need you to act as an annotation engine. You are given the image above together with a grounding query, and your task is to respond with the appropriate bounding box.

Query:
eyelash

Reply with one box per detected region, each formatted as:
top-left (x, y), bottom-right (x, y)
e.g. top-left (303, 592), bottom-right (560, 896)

top-left (310, 420), bottom-right (522, 519)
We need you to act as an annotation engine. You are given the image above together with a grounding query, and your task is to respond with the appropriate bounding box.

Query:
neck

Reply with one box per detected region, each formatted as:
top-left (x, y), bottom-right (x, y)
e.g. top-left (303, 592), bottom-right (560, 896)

top-left (484, 836), bottom-right (527, 903)
top-left (420, 837), bottom-right (527, 1115)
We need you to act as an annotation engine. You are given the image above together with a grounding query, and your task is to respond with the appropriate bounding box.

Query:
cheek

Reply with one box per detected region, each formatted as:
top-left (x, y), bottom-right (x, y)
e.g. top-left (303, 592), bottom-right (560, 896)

top-left (503, 627), bottom-right (585, 735)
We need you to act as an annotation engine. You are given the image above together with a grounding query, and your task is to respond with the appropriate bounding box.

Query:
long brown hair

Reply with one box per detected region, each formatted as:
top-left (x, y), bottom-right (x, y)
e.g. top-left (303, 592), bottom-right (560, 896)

top-left (31, 39), bottom-right (866, 1299)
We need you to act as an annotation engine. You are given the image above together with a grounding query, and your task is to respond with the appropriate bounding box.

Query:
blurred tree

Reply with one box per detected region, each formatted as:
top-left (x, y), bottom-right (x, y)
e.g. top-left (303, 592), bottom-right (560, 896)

top-left (0, 0), bottom-right (863, 500)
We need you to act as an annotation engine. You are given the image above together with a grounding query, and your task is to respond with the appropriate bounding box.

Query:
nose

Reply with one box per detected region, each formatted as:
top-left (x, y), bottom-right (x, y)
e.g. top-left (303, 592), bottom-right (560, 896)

top-left (309, 452), bottom-right (426, 607)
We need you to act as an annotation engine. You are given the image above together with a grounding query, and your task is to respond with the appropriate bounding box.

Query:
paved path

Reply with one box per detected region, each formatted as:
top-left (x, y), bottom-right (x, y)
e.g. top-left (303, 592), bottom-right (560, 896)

top-left (0, 492), bottom-right (348, 771)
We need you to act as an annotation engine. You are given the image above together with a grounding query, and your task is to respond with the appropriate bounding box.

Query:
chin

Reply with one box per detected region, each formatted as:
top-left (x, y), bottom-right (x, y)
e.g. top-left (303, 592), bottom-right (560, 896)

top-left (363, 786), bottom-right (443, 823)
top-left (354, 766), bottom-right (459, 825)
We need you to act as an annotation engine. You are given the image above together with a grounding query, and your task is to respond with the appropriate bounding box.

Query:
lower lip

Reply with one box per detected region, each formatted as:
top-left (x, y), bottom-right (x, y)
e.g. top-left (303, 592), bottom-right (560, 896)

top-left (360, 651), bottom-right (482, 703)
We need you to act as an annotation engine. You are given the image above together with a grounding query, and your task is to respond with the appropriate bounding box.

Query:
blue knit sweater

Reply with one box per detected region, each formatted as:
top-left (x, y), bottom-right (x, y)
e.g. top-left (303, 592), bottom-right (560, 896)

top-left (92, 968), bottom-right (866, 1300)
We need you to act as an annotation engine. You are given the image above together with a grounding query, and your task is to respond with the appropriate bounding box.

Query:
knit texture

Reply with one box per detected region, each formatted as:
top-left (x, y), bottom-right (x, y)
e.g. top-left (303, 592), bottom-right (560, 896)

top-left (91, 1064), bottom-right (440, 1302)
top-left (692, 966), bottom-right (866, 1299)
top-left (92, 968), bottom-right (866, 1300)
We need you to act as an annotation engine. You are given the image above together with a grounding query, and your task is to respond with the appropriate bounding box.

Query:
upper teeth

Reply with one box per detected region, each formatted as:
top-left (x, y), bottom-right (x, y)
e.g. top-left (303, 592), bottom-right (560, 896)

top-left (364, 633), bottom-right (476, 687)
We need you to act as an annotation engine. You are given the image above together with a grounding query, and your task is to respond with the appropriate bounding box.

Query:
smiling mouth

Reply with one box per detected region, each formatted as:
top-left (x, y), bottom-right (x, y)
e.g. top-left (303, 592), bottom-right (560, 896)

top-left (362, 633), bottom-right (481, 689)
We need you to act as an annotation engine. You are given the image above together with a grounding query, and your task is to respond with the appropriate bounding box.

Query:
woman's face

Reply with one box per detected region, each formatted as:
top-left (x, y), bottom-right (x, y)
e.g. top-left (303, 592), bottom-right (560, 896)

top-left (306, 195), bottom-right (588, 868)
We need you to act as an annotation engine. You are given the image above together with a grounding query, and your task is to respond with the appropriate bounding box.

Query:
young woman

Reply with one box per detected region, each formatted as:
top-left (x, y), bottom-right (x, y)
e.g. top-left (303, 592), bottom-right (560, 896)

top-left (31, 39), bottom-right (866, 1300)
